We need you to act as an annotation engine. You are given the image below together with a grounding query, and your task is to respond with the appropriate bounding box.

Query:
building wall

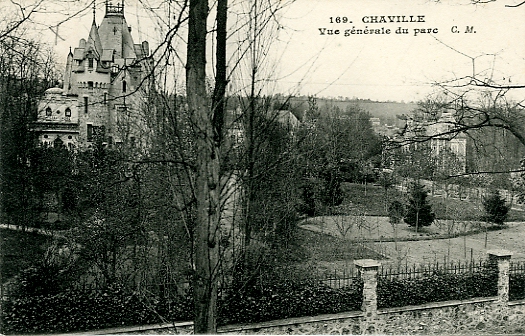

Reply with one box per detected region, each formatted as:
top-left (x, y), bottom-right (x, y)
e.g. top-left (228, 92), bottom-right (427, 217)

top-left (33, 2), bottom-right (150, 149)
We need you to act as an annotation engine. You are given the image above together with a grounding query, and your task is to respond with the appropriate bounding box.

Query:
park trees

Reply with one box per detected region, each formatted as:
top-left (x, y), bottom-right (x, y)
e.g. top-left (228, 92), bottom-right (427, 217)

top-left (404, 181), bottom-right (435, 232)
top-left (297, 103), bottom-right (381, 212)
top-left (0, 35), bottom-right (58, 228)
top-left (482, 190), bottom-right (509, 225)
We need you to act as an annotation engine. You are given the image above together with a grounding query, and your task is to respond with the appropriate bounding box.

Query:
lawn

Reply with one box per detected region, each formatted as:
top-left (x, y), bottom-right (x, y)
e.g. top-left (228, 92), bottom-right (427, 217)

top-left (296, 228), bottom-right (384, 262)
top-left (1, 228), bottom-right (50, 281)
top-left (340, 182), bottom-right (525, 222)
top-left (292, 228), bottom-right (385, 275)
top-left (294, 182), bottom-right (525, 273)
top-left (300, 215), bottom-right (485, 241)
top-left (375, 221), bottom-right (525, 266)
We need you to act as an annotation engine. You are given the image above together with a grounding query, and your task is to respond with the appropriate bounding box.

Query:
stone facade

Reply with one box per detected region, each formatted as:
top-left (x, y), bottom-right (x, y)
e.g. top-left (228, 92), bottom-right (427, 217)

top-left (31, 1), bottom-right (153, 149)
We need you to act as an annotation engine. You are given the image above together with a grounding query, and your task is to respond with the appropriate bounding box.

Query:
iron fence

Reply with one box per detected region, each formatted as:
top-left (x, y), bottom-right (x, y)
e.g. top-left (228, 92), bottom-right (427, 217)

top-left (379, 258), bottom-right (491, 280)
top-left (510, 260), bottom-right (525, 275)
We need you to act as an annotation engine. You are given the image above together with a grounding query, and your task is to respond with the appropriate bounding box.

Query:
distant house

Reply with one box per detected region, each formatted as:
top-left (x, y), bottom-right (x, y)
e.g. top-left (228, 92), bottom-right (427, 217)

top-left (426, 110), bottom-right (467, 173)
top-left (370, 117), bottom-right (381, 127)
top-left (224, 107), bottom-right (300, 151)
top-left (385, 108), bottom-right (467, 174)
top-left (275, 110), bottom-right (300, 133)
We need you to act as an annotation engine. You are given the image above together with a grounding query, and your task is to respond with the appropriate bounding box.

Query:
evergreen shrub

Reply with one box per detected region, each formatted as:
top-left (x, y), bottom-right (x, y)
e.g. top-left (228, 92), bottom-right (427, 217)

top-left (404, 182), bottom-right (435, 228)
top-left (510, 273), bottom-right (525, 301)
top-left (219, 278), bottom-right (363, 326)
top-left (482, 190), bottom-right (509, 225)
top-left (377, 267), bottom-right (498, 308)
top-left (2, 286), bottom-right (192, 334)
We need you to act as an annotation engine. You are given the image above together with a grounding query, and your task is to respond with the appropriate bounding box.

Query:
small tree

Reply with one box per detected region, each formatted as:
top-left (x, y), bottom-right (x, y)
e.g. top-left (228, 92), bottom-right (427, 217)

top-left (388, 200), bottom-right (405, 225)
top-left (482, 190), bottom-right (509, 225)
top-left (379, 170), bottom-right (396, 211)
top-left (388, 200), bottom-right (405, 256)
top-left (404, 182), bottom-right (435, 232)
top-left (320, 166), bottom-right (344, 207)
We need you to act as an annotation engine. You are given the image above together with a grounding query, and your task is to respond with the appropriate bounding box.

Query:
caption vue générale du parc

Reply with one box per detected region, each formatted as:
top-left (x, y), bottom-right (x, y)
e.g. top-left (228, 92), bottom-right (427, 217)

top-left (319, 15), bottom-right (475, 37)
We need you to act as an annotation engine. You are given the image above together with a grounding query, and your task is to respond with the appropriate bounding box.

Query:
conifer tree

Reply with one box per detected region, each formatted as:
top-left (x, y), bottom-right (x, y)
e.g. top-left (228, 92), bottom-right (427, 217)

top-left (482, 190), bottom-right (509, 225)
top-left (404, 182), bottom-right (435, 231)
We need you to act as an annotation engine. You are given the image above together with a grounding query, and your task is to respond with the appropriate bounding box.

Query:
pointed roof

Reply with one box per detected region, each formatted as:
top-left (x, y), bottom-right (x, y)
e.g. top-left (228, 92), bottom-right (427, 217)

top-left (121, 22), bottom-right (136, 60)
top-left (87, 21), bottom-right (103, 58)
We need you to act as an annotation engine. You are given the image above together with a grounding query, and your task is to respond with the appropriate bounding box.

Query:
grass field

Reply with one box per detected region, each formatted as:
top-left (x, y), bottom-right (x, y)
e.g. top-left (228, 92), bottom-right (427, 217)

top-left (295, 182), bottom-right (525, 273)
top-left (341, 182), bottom-right (525, 222)
top-left (1, 229), bottom-right (50, 281)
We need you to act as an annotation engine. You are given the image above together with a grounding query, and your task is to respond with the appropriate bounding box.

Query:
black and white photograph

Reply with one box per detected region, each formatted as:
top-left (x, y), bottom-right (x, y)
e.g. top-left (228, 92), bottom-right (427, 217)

top-left (1, 0), bottom-right (525, 334)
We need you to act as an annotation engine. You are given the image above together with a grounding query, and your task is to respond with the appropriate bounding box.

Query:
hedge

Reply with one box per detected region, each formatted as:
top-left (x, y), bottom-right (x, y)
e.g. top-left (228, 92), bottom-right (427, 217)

top-left (377, 268), bottom-right (498, 308)
top-left (218, 278), bottom-right (363, 326)
top-left (2, 278), bottom-right (363, 334)
top-left (2, 286), bottom-right (193, 334)
top-left (4, 265), bottom-right (513, 333)
top-left (510, 273), bottom-right (525, 301)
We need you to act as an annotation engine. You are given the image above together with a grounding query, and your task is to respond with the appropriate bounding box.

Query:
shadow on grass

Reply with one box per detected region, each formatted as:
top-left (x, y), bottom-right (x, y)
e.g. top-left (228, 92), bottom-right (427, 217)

top-left (296, 228), bottom-right (386, 263)
top-left (1, 229), bottom-right (50, 281)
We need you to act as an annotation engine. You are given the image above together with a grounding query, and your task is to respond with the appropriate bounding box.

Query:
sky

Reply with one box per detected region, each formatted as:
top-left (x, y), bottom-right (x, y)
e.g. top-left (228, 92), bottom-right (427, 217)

top-left (29, 0), bottom-right (525, 103)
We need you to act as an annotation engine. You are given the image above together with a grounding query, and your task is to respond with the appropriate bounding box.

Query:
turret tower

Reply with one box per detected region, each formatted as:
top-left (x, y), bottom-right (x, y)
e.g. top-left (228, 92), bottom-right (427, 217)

top-left (32, 0), bottom-right (153, 149)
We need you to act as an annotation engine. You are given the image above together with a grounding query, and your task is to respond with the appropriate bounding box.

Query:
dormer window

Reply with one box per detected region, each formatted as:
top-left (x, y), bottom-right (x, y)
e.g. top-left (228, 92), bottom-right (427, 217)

top-left (88, 58), bottom-right (94, 68)
top-left (45, 107), bottom-right (52, 116)
top-left (65, 108), bottom-right (71, 117)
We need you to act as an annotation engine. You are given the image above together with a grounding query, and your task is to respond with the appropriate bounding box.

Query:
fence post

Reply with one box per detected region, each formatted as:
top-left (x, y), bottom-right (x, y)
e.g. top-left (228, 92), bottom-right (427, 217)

top-left (487, 249), bottom-right (512, 306)
top-left (355, 259), bottom-right (381, 320)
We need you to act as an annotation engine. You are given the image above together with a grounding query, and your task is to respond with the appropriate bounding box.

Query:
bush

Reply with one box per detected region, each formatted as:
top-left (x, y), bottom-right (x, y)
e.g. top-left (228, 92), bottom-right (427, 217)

top-left (299, 180), bottom-right (318, 216)
top-left (404, 182), bottom-right (435, 229)
top-left (219, 278), bottom-right (363, 326)
top-left (510, 273), bottom-right (525, 301)
top-left (388, 200), bottom-right (405, 225)
top-left (320, 168), bottom-right (344, 207)
top-left (482, 190), bottom-right (509, 225)
top-left (3, 286), bottom-right (192, 334)
top-left (3, 263), bottom-right (193, 334)
top-left (377, 267), bottom-right (498, 308)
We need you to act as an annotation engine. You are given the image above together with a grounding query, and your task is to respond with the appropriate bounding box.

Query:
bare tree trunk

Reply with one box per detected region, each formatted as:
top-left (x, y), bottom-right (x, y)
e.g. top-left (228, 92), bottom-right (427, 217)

top-left (187, 0), bottom-right (220, 332)
top-left (242, 0), bottom-right (260, 263)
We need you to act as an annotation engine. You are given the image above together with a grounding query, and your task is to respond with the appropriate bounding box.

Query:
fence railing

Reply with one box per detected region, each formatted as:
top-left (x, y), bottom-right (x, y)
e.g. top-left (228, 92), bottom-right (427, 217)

top-left (379, 258), bottom-right (491, 280)
top-left (511, 260), bottom-right (525, 275)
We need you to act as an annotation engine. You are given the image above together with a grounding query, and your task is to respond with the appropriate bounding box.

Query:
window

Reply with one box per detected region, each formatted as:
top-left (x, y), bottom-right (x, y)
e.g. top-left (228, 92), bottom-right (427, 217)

top-left (84, 97), bottom-right (88, 114)
top-left (122, 80), bottom-right (127, 93)
top-left (104, 92), bottom-right (108, 105)
top-left (88, 58), bottom-right (94, 68)
top-left (87, 125), bottom-right (105, 143)
top-left (45, 107), bottom-right (52, 116)
top-left (88, 81), bottom-right (93, 89)
top-left (53, 137), bottom-right (64, 148)
top-left (56, 110), bottom-right (60, 115)
top-left (65, 108), bottom-right (71, 117)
